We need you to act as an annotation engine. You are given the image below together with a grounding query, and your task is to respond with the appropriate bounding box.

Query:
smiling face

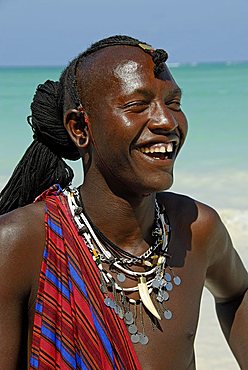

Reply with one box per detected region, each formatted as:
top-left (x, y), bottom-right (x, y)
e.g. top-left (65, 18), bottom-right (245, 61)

top-left (76, 46), bottom-right (188, 196)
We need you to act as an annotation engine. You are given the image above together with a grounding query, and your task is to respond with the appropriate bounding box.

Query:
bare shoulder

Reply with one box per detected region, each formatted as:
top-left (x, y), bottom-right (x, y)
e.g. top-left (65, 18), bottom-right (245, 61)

top-left (0, 202), bottom-right (45, 298)
top-left (157, 190), bottom-right (231, 265)
top-left (157, 190), bottom-right (222, 242)
top-left (158, 191), bottom-right (248, 300)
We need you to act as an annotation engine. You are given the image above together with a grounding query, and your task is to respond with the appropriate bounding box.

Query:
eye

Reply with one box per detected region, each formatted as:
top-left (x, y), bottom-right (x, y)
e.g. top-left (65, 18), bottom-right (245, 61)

top-left (166, 99), bottom-right (182, 112)
top-left (123, 101), bottom-right (149, 113)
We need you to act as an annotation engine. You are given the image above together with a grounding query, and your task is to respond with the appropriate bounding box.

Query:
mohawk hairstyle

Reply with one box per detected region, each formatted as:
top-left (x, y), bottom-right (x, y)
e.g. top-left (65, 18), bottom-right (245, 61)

top-left (0, 35), bottom-right (168, 214)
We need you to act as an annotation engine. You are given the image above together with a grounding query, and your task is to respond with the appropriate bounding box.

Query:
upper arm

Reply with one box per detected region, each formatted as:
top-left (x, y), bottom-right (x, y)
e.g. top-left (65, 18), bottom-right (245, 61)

top-left (204, 208), bottom-right (248, 302)
top-left (0, 203), bottom-right (45, 368)
top-left (0, 275), bottom-right (27, 368)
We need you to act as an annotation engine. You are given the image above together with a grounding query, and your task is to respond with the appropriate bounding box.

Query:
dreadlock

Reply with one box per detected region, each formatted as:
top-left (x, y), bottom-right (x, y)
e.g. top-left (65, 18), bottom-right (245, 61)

top-left (0, 35), bottom-right (168, 215)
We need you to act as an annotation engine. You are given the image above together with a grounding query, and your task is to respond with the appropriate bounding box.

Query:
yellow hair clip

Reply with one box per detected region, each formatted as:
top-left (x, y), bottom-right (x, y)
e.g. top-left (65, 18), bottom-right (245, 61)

top-left (138, 43), bottom-right (155, 52)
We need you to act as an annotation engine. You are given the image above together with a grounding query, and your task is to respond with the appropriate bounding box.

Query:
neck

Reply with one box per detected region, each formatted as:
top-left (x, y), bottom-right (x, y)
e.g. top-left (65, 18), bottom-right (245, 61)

top-left (79, 179), bottom-right (157, 255)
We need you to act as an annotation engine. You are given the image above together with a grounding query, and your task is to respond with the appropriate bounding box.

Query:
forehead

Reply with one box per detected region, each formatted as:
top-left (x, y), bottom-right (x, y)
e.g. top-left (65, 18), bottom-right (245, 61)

top-left (77, 46), bottom-right (176, 104)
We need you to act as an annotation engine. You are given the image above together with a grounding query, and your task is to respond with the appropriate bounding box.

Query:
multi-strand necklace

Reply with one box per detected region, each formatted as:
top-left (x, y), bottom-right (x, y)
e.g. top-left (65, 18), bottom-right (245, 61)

top-left (66, 187), bottom-right (181, 345)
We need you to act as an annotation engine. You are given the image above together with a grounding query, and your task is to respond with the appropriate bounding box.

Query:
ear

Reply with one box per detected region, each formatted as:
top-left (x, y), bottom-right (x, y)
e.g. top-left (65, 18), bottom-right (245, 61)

top-left (64, 109), bottom-right (90, 149)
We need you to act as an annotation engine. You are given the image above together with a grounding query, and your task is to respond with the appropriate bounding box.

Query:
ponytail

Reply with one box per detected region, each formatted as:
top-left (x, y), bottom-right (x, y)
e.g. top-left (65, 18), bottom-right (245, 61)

top-left (0, 80), bottom-right (79, 215)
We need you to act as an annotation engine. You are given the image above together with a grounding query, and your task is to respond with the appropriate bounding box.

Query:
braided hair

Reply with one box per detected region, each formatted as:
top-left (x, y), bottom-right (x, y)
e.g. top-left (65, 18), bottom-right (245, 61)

top-left (0, 35), bottom-right (168, 215)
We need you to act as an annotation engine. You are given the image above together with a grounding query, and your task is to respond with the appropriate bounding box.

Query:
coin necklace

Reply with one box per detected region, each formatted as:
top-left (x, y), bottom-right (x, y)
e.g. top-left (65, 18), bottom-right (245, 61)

top-left (66, 187), bottom-right (182, 345)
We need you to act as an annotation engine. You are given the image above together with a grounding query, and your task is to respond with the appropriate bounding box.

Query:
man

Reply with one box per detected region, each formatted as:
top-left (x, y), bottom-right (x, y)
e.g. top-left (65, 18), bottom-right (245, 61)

top-left (0, 35), bottom-right (247, 369)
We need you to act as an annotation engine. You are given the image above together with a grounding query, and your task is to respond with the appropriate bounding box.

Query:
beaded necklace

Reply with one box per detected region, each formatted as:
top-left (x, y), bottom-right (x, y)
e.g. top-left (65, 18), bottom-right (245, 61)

top-left (66, 188), bottom-right (181, 345)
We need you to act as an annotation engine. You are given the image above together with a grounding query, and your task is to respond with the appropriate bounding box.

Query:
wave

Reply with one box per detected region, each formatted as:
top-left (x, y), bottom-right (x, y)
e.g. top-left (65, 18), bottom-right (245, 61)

top-left (219, 208), bottom-right (248, 240)
top-left (167, 62), bottom-right (181, 68)
top-left (172, 169), bottom-right (248, 211)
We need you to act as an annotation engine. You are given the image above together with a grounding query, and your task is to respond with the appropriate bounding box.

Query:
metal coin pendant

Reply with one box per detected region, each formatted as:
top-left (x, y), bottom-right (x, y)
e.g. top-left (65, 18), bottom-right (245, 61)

top-left (104, 297), bottom-right (112, 307)
top-left (109, 299), bottom-right (116, 309)
top-left (125, 318), bottom-right (134, 325)
top-left (164, 272), bottom-right (172, 281)
top-left (161, 291), bottom-right (169, 301)
top-left (152, 279), bottom-right (161, 289)
top-left (173, 276), bottom-right (181, 286)
top-left (139, 333), bottom-right (149, 345)
top-left (117, 273), bottom-right (126, 283)
top-left (128, 324), bottom-right (138, 334)
top-left (114, 304), bottom-right (121, 314)
top-left (124, 311), bottom-right (133, 321)
top-left (166, 282), bottom-right (173, 291)
top-left (131, 333), bottom-right (140, 344)
top-left (164, 309), bottom-right (173, 320)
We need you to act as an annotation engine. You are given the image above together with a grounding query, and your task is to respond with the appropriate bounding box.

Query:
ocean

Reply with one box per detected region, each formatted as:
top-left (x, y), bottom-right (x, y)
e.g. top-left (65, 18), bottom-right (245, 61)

top-left (0, 63), bottom-right (247, 369)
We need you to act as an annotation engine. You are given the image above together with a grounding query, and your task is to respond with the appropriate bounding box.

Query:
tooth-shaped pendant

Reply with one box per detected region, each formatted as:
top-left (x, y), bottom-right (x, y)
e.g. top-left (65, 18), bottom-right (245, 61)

top-left (138, 276), bottom-right (161, 320)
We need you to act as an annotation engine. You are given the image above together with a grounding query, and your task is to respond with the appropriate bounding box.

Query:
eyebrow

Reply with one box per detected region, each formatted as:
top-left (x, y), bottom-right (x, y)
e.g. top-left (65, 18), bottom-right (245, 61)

top-left (132, 86), bottom-right (183, 99)
top-left (133, 89), bottom-right (155, 99)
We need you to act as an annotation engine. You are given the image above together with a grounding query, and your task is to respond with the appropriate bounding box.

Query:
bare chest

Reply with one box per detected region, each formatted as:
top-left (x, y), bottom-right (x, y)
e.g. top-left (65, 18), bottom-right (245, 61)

top-left (126, 256), bottom-right (206, 370)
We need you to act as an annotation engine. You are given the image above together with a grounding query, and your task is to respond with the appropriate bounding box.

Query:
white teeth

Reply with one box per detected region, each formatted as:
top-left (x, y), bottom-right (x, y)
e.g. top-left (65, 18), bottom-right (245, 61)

top-left (167, 143), bottom-right (173, 152)
top-left (138, 143), bottom-right (175, 154)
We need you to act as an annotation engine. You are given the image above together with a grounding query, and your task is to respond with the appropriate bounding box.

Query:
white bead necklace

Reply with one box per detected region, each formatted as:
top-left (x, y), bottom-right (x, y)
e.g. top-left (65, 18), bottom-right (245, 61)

top-left (65, 187), bottom-right (182, 345)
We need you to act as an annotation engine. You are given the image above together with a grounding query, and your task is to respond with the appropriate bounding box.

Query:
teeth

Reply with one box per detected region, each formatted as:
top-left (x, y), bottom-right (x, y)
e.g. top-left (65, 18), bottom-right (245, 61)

top-left (138, 143), bottom-right (175, 154)
top-left (167, 143), bottom-right (173, 152)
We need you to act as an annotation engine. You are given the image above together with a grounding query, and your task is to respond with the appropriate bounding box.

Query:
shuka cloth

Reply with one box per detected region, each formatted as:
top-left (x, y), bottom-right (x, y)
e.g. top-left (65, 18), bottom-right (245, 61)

top-left (29, 185), bottom-right (142, 370)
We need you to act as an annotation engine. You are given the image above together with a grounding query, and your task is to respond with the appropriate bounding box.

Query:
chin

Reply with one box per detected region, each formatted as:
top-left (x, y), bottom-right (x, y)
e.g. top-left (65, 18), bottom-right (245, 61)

top-left (140, 172), bottom-right (174, 194)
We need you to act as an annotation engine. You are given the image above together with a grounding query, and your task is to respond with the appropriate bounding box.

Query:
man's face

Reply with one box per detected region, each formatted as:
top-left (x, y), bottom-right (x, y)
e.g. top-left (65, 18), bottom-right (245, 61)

top-left (80, 46), bottom-right (188, 196)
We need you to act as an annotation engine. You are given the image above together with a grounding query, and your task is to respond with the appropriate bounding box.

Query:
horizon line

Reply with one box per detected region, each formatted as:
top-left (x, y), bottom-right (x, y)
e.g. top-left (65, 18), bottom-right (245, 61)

top-left (1, 60), bottom-right (248, 69)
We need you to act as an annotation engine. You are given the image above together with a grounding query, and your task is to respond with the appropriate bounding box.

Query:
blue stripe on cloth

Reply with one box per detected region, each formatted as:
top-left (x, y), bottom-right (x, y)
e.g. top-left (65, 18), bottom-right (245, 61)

top-left (41, 325), bottom-right (86, 369)
top-left (68, 262), bottom-right (88, 297)
top-left (30, 356), bottom-right (39, 369)
top-left (68, 261), bottom-right (114, 364)
top-left (43, 246), bottom-right (48, 259)
top-left (45, 268), bottom-right (70, 299)
top-left (90, 308), bottom-right (114, 364)
top-left (53, 183), bottom-right (63, 194)
top-left (35, 302), bottom-right (43, 313)
top-left (76, 353), bottom-right (89, 370)
top-left (68, 279), bottom-right (73, 292)
top-left (48, 217), bottom-right (63, 237)
top-left (30, 356), bottom-right (39, 368)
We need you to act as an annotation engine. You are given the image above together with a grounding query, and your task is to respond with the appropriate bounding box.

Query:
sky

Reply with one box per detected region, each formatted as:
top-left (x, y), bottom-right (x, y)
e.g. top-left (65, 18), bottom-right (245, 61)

top-left (0, 0), bottom-right (248, 66)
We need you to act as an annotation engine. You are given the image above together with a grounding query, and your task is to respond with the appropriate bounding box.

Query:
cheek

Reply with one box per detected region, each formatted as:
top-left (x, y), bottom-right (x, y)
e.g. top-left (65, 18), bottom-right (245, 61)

top-left (89, 105), bottom-right (147, 154)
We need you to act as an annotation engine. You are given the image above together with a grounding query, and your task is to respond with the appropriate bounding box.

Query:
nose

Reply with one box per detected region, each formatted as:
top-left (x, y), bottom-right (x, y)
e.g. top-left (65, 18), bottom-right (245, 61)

top-left (149, 102), bottom-right (178, 132)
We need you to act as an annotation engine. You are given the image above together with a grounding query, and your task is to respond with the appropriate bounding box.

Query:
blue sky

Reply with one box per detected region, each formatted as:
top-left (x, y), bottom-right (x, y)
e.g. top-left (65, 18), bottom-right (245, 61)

top-left (0, 0), bottom-right (247, 66)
